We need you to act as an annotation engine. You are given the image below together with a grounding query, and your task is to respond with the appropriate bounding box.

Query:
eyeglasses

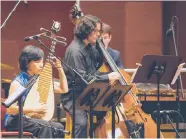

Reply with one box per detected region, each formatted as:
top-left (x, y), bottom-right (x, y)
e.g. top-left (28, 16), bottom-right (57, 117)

top-left (94, 29), bottom-right (101, 34)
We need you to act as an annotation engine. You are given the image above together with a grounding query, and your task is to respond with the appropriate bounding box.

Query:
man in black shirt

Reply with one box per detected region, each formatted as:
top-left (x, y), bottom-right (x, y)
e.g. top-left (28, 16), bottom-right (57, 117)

top-left (61, 15), bottom-right (121, 138)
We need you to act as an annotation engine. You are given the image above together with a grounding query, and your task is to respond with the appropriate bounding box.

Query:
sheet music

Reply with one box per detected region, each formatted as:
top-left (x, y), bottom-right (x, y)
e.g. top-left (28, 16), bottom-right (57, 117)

top-left (130, 63), bottom-right (141, 83)
top-left (4, 85), bottom-right (26, 106)
top-left (171, 63), bottom-right (185, 85)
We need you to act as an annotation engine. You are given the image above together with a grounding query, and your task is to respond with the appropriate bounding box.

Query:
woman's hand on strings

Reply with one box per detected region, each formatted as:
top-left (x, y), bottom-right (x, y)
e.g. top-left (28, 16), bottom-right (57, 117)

top-left (49, 57), bottom-right (63, 70)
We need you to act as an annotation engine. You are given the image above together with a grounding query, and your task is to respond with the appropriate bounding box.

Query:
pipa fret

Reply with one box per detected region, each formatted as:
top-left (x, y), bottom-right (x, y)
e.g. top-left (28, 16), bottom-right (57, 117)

top-left (37, 62), bottom-right (52, 103)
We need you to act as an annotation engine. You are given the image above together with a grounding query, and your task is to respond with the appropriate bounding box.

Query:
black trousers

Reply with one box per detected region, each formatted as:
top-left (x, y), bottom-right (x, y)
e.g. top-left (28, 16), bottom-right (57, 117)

top-left (62, 99), bottom-right (88, 138)
top-left (5, 115), bottom-right (64, 138)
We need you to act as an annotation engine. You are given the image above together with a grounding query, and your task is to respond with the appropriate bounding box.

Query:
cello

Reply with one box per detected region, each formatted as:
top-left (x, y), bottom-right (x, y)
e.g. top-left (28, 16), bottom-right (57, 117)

top-left (94, 38), bottom-right (164, 138)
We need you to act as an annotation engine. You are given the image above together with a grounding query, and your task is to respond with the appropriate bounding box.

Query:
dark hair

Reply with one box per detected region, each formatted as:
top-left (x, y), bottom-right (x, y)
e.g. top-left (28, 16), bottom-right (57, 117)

top-left (19, 45), bottom-right (44, 72)
top-left (101, 23), bottom-right (112, 35)
top-left (74, 15), bottom-right (102, 40)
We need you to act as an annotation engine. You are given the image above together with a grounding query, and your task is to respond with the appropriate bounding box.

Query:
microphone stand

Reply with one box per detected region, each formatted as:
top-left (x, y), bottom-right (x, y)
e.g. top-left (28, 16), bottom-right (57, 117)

top-left (0, 0), bottom-right (22, 29)
top-left (154, 65), bottom-right (165, 138)
top-left (2, 74), bottom-right (38, 138)
top-left (170, 17), bottom-right (184, 138)
top-left (163, 114), bottom-right (181, 138)
top-left (34, 38), bottom-right (88, 138)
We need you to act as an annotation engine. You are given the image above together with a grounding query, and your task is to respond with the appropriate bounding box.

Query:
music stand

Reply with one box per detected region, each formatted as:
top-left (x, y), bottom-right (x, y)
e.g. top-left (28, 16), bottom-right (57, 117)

top-left (76, 82), bottom-right (109, 138)
top-left (76, 82), bottom-right (132, 138)
top-left (94, 84), bottom-right (132, 138)
top-left (132, 55), bottom-right (182, 138)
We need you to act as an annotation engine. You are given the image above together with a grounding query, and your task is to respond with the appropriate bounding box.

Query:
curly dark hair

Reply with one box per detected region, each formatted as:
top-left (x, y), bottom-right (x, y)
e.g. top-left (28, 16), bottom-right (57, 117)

top-left (19, 45), bottom-right (44, 72)
top-left (74, 15), bottom-right (102, 40)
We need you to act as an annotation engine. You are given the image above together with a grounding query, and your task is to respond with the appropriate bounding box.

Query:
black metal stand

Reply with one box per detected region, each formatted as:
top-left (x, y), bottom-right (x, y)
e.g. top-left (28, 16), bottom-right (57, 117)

top-left (104, 95), bottom-right (118, 138)
top-left (156, 72), bottom-right (162, 138)
top-left (132, 55), bottom-right (182, 138)
top-left (163, 114), bottom-right (181, 138)
top-left (176, 78), bottom-right (180, 138)
top-left (71, 73), bottom-right (88, 138)
top-left (112, 105), bottom-right (116, 138)
top-left (18, 97), bottom-right (23, 138)
top-left (146, 63), bottom-right (166, 138)
top-left (76, 82), bottom-right (132, 139)
top-left (71, 69), bottom-right (88, 138)
top-left (78, 88), bottom-right (100, 138)
top-left (72, 80), bottom-right (76, 138)
top-left (71, 68), bottom-right (89, 138)
top-left (101, 90), bottom-right (127, 139)
top-left (154, 65), bottom-right (165, 138)
top-left (34, 39), bottom-right (88, 138)
top-left (89, 100), bottom-right (94, 138)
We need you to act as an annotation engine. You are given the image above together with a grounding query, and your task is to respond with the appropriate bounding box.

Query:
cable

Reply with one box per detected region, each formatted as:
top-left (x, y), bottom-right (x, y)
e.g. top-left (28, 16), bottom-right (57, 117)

top-left (174, 110), bottom-right (186, 133)
top-left (1, 0), bottom-right (22, 29)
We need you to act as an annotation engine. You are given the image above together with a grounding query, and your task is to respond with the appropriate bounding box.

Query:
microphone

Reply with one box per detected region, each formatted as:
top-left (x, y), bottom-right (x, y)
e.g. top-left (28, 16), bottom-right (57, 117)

top-left (166, 16), bottom-right (177, 37)
top-left (24, 32), bottom-right (47, 42)
top-left (76, 3), bottom-right (84, 17)
top-left (166, 28), bottom-right (172, 37)
top-left (166, 20), bottom-right (173, 37)
top-left (153, 110), bottom-right (176, 116)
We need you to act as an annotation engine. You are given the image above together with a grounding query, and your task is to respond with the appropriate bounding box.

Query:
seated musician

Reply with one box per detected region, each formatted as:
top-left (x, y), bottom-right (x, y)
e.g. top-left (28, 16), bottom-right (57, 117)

top-left (61, 15), bottom-right (121, 138)
top-left (4, 45), bottom-right (68, 138)
top-left (101, 23), bottom-right (124, 69)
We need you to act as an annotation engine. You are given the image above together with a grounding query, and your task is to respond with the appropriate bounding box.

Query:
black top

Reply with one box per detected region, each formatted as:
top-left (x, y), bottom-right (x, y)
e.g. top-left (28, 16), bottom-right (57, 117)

top-left (62, 37), bottom-right (109, 101)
